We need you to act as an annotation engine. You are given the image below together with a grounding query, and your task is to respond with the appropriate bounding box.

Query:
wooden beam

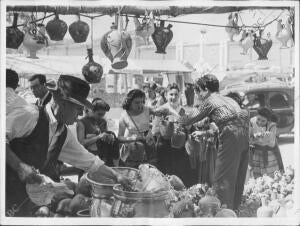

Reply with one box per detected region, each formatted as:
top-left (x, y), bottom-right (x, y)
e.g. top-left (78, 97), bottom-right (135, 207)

top-left (6, 5), bottom-right (291, 16)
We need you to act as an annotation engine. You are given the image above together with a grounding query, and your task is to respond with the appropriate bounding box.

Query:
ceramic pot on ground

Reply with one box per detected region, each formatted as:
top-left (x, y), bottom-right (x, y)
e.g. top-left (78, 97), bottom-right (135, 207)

top-left (6, 13), bottom-right (24, 49)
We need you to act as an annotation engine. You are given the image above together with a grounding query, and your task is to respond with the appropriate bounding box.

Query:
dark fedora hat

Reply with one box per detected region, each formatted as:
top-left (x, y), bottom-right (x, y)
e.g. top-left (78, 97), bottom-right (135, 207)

top-left (46, 75), bottom-right (93, 109)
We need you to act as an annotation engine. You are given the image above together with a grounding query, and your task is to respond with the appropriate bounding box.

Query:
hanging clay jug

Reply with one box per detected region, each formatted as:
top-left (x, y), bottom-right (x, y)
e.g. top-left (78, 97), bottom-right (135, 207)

top-left (151, 20), bottom-right (173, 54)
top-left (257, 197), bottom-right (273, 217)
top-left (46, 13), bottom-right (68, 41)
top-left (133, 12), bottom-right (155, 45)
top-left (69, 15), bottom-right (89, 43)
top-left (82, 48), bottom-right (103, 83)
top-left (100, 18), bottom-right (132, 70)
top-left (253, 31), bottom-right (272, 60)
top-left (225, 13), bottom-right (239, 42)
top-left (239, 30), bottom-right (254, 55)
top-left (276, 19), bottom-right (293, 48)
top-left (22, 22), bottom-right (47, 59)
top-left (6, 13), bottom-right (24, 49)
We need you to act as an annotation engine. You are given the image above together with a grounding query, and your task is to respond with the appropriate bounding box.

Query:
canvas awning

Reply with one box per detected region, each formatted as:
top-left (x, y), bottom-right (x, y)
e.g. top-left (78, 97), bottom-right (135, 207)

top-left (6, 54), bottom-right (192, 84)
top-left (134, 59), bottom-right (192, 74)
top-left (6, 54), bottom-right (87, 80)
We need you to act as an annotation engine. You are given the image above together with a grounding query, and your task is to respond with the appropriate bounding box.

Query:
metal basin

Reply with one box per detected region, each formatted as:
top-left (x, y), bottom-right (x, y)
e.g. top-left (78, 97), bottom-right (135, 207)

top-left (86, 167), bottom-right (138, 199)
top-left (112, 184), bottom-right (171, 217)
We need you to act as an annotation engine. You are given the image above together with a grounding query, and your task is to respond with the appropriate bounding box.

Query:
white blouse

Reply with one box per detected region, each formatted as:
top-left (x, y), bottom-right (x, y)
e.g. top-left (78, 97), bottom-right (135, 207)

top-left (119, 107), bottom-right (151, 137)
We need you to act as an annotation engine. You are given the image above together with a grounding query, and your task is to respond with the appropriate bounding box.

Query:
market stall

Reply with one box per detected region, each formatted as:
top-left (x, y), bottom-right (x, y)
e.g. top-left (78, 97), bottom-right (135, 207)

top-left (4, 1), bottom-right (297, 220)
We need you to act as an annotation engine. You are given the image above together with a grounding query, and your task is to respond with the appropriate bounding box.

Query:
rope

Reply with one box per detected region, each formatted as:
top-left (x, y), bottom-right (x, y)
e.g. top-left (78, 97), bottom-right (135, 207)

top-left (6, 13), bottom-right (55, 28)
top-left (6, 10), bottom-right (285, 32)
top-left (90, 17), bottom-right (94, 49)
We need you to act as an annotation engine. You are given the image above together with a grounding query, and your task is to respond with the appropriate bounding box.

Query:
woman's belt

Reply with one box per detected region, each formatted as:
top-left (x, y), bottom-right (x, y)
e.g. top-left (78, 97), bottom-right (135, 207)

top-left (217, 116), bottom-right (239, 132)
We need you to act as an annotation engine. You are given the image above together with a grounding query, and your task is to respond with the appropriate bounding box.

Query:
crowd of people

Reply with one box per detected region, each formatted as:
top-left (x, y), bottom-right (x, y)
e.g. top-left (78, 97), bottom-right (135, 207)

top-left (5, 69), bottom-right (284, 216)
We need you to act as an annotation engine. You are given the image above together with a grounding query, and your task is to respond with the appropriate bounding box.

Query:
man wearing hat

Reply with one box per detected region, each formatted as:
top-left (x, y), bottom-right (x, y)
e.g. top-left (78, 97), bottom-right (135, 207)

top-left (6, 75), bottom-right (129, 217)
top-left (6, 69), bottom-right (28, 115)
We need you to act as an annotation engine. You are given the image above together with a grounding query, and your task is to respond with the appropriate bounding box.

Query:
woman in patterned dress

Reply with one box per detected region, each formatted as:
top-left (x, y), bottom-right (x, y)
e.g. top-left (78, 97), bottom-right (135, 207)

top-left (249, 107), bottom-right (284, 178)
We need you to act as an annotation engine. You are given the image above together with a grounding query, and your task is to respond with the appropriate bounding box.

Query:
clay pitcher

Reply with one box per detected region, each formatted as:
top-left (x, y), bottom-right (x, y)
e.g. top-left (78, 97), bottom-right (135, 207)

top-left (151, 20), bottom-right (173, 54)
top-left (239, 30), bottom-right (254, 55)
top-left (101, 19), bottom-right (132, 70)
top-left (6, 13), bottom-right (24, 49)
top-left (253, 31), bottom-right (272, 60)
top-left (22, 22), bottom-right (47, 59)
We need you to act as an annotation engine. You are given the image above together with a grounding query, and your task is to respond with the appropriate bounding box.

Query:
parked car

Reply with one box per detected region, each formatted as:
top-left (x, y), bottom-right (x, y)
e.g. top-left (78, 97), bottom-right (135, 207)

top-left (221, 78), bottom-right (294, 136)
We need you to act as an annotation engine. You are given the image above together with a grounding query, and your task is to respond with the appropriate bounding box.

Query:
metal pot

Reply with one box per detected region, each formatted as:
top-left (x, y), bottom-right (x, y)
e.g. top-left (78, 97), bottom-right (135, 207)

top-left (86, 167), bottom-right (138, 199)
top-left (111, 184), bottom-right (171, 217)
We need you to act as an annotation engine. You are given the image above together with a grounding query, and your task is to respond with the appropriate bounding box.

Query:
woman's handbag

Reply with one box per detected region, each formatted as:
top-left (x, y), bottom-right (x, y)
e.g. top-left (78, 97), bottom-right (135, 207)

top-left (121, 112), bottom-right (157, 168)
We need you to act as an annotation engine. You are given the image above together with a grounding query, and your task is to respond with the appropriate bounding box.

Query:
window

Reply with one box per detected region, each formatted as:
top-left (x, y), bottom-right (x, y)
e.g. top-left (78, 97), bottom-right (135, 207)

top-left (269, 92), bottom-right (290, 109)
top-left (243, 93), bottom-right (266, 109)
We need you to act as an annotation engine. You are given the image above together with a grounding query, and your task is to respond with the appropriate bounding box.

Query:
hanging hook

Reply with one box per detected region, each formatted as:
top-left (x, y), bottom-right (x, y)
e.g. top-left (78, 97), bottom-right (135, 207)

top-left (90, 16), bottom-right (94, 50)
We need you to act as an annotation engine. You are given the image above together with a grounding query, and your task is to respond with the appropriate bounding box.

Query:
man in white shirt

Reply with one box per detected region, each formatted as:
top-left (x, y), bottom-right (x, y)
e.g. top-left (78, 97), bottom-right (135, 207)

top-left (28, 74), bottom-right (52, 107)
top-left (6, 69), bottom-right (28, 115)
top-left (6, 74), bottom-right (129, 217)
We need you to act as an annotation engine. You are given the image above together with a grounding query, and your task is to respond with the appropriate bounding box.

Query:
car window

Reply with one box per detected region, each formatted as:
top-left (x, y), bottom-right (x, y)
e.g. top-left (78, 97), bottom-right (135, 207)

top-left (269, 92), bottom-right (290, 109)
top-left (243, 93), bottom-right (266, 109)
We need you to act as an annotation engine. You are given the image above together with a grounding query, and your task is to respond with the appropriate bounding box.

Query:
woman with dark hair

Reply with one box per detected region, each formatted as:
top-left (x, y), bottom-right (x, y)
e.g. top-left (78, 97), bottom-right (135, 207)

top-left (249, 107), bottom-right (284, 178)
top-left (77, 98), bottom-right (119, 167)
top-left (118, 89), bottom-right (169, 168)
top-left (153, 83), bottom-right (193, 187)
top-left (180, 74), bottom-right (249, 211)
top-left (155, 86), bottom-right (167, 107)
